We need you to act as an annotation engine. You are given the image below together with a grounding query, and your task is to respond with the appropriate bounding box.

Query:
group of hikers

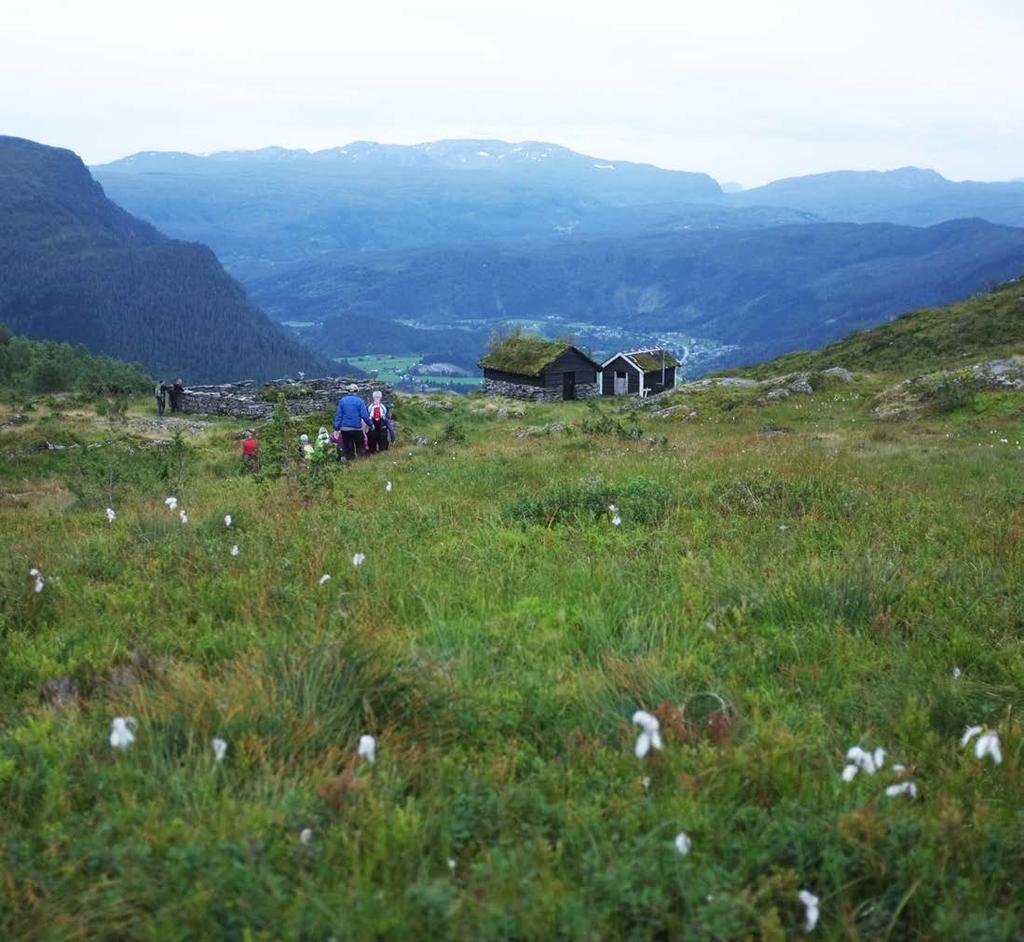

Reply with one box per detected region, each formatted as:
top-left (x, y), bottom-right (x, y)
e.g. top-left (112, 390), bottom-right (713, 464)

top-left (155, 378), bottom-right (185, 416)
top-left (240, 384), bottom-right (395, 467)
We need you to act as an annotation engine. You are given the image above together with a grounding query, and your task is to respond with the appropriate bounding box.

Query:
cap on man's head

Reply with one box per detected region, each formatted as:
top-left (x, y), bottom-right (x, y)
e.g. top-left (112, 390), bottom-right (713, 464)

top-left (348, 383), bottom-right (359, 392)
top-left (300, 434), bottom-right (309, 442)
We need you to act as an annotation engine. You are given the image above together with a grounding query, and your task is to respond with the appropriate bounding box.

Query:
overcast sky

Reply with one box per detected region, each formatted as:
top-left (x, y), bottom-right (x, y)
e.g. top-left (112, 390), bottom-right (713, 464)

top-left (2, 0), bottom-right (1021, 186)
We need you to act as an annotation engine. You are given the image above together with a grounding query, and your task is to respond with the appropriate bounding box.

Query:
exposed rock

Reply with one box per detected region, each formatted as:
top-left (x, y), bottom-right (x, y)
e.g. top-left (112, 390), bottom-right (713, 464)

top-left (649, 404), bottom-right (698, 420)
top-left (715, 377), bottom-right (758, 388)
top-left (762, 388), bottom-right (791, 401)
top-left (412, 436), bottom-right (432, 446)
top-left (788, 378), bottom-right (814, 395)
top-left (873, 356), bottom-right (1024, 420)
top-left (823, 367), bottom-right (854, 382)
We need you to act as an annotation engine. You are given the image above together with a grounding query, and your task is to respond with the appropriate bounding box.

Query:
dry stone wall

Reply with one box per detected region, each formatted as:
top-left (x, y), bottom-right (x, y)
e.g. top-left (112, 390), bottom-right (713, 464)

top-left (483, 378), bottom-right (600, 401)
top-left (178, 377), bottom-right (393, 420)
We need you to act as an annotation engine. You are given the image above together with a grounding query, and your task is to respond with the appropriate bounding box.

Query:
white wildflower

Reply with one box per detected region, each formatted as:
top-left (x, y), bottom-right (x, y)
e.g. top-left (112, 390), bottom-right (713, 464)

top-left (230, 544), bottom-right (239, 556)
top-left (165, 496), bottom-right (178, 510)
top-left (842, 745), bottom-right (885, 781)
top-left (179, 509), bottom-right (189, 524)
top-left (673, 832), bottom-right (691, 855)
top-left (884, 781), bottom-right (918, 798)
top-left (211, 737), bottom-right (228, 762)
top-left (110, 716), bottom-right (137, 749)
top-left (385, 480), bottom-right (393, 492)
top-left (951, 666), bottom-right (962, 679)
top-left (798, 889), bottom-right (820, 933)
top-left (975, 730), bottom-right (1002, 765)
top-left (352, 552), bottom-right (366, 567)
top-left (447, 857), bottom-right (456, 871)
top-left (224, 514), bottom-right (232, 527)
top-left (319, 573), bottom-right (331, 586)
top-left (30, 568), bottom-right (45, 593)
top-left (358, 734), bottom-right (376, 764)
top-left (892, 763), bottom-right (906, 773)
top-left (300, 828), bottom-right (314, 845)
top-left (106, 507), bottom-right (117, 523)
top-left (632, 710), bottom-right (662, 758)
top-left (960, 725), bottom-right (983, 747)
top-left (611, 513), bottom-right (622, 526)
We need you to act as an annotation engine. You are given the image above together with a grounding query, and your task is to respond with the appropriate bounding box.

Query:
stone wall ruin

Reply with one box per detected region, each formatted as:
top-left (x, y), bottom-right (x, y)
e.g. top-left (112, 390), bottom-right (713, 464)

top-left (178, 377), bottom-right (394, 420)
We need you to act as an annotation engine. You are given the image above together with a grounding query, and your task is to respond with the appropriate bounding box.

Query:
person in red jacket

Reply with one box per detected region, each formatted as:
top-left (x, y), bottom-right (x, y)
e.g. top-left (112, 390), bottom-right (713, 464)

top-left (241, 432), bottom-right (259, 467)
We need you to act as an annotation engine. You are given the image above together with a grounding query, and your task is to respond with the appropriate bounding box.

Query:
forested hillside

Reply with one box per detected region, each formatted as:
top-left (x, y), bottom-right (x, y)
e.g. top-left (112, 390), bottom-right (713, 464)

top-left (251, 219), bottom-right (1024, 367)
top-left (0, 325), bottom-right (151, 395)
top-left (0, 136), bottom-right (333, 382)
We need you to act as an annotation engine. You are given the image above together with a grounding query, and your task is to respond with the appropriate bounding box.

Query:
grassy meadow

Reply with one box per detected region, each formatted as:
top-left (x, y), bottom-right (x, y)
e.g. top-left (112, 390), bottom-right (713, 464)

top-left (1, 375), bottom-right (1022, 940)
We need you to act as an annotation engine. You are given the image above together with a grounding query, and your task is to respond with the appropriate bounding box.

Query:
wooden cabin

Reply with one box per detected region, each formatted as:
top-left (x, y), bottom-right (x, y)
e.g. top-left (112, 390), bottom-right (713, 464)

top-left (601, 349), bottom-right (681, 397)
top-left (479, 335), bottom-right (601, 401)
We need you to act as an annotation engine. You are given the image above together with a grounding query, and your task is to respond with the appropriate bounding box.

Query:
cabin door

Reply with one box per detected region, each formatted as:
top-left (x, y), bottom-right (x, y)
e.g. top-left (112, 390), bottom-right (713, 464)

top-left (562, 372), bottom-right (576, 400)
top-left (614, 371), bottom-right (628, 395)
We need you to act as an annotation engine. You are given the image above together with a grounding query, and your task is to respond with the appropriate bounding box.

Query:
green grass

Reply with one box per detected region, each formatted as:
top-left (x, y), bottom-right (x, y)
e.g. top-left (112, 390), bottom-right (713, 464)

top-left (1, 383), bottom-right (1022, 940)
top-left (728, 278), bottom-right (1024, 379)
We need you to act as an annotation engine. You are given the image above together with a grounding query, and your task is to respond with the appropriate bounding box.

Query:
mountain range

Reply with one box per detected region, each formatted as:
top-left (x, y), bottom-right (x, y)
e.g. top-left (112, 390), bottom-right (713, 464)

top-left (0, 136), bottom-right (331, 382)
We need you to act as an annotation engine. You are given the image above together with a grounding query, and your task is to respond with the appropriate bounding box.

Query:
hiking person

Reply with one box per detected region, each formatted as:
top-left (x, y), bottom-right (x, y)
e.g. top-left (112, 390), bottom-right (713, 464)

top-left (155, 379), bottom-right (167, 416)
top-left (366, 390), bottom-right (395, 453)
top-left (315, 426), bottom-right (332, 455)
top-left (241, 431), bottom-right (259, 467)
top-left (333, 384), bottom-right (372, 461)
top-left (170, 378), bottom-right (185, 412)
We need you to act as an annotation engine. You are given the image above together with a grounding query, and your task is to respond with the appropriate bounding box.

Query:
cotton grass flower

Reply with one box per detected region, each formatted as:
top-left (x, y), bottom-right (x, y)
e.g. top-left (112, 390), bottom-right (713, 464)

top-left (300, 828), bottom-right (314, 845)
top-left (385, 480), bottom-right (393, 492)
top-left (352, 553), bottom-right (366, 567)
top-left (106, 507), bottom-right (117, 523)
top-left (319, 573), bottom-right (331, 586)
top-left (29, 568), bottom-right (45, 593)
top-left (110, 716), bottom-right (137, 749)
top-left (961, 726), bottom-right (1002, 765)
top-left (608, 504), bottom-right (622, 526)
top-left (179, 509), bottom-right (189, 524)
top-left (224, 514), bottom-right (232, 527)
top-left (884, 781), bottom-right (918, 798)
top-left (230, 544), bottom-right (239, 557)
top-left (841, 745), bottom-right (885, 781)
top-left (632, 710), bottom-right (662, 759)
top-left (165, 496), bottom-right (178, 510)
top-left (673, 832), bottom-right (691, 855)
top-left (951, 666), bottom-right (962, 679)
top-left (211, 738), bottom-right (228, 762)
top-left (798, 890), bottom-right (820, 933)
top-left (358, 734), bottom-right (376, 764)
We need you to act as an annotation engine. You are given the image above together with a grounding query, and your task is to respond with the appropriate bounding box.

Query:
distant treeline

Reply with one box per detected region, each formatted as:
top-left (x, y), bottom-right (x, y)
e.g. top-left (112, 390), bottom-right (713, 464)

top-left (0, 324), bottom-right (151, 396)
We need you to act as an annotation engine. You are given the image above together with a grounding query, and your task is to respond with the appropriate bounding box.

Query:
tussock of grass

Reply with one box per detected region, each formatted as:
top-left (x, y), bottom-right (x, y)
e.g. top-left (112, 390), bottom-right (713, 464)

top-left (0, 386), bottom-right (1022, 938)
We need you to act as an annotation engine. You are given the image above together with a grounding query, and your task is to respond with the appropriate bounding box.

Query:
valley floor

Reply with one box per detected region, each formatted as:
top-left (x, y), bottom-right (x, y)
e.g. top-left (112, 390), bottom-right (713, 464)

top-left (1, 379), bottom-right (1022, 940)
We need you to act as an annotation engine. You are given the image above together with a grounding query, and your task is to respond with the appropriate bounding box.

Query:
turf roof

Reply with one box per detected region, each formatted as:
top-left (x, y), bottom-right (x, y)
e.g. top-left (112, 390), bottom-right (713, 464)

top-left (479, 335), bottom-right (569, 376)
top-left (630, 350), bottom-right (681, 371)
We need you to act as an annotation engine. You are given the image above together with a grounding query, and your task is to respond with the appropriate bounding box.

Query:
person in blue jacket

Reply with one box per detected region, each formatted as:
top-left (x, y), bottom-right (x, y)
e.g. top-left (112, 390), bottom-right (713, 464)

top-left (334, 384), bottom-right (372, 461)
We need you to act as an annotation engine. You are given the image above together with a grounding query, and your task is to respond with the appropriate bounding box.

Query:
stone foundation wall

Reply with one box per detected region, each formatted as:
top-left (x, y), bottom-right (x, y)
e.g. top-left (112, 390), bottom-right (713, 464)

top-left (483, 378), bottom-right (601, 401)
top-left (178, 377), bottom-right (394, 420)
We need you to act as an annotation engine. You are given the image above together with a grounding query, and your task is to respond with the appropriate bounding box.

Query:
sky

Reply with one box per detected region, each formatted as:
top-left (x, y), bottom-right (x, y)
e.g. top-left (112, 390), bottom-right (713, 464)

top-left (2, 0), bottom-right (1022, 186)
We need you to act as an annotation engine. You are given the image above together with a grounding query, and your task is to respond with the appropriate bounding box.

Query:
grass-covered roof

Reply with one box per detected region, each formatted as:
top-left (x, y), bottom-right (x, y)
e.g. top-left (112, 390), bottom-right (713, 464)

top-left (630, 350), bottom-right (681, 371)
top-left (479, 332), bottom-right (569, 376)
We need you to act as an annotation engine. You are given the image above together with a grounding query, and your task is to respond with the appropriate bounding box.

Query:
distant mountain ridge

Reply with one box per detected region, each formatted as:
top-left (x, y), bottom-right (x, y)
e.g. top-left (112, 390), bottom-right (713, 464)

top-left (0, 136), bottom-right (332, 382)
